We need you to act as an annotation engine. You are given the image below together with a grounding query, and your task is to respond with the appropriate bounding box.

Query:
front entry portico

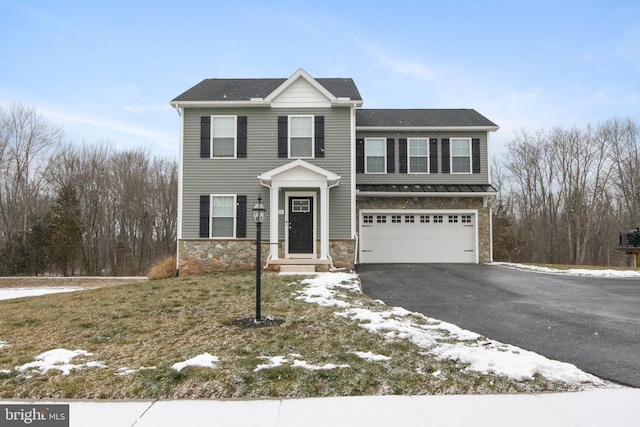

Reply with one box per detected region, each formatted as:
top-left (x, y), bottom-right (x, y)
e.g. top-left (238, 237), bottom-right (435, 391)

top-left (258, 160), bottom-right (340, 263)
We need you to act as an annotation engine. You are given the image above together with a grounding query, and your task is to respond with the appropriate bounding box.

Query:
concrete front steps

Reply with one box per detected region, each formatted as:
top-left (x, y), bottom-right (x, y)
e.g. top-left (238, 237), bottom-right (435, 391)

top-left (266, 258), bottom-right (331, 273)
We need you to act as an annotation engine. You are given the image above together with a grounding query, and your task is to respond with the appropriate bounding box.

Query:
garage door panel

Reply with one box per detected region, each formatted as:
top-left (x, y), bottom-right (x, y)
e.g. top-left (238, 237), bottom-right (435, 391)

top-left (360, 211), bottom-right (476, 264)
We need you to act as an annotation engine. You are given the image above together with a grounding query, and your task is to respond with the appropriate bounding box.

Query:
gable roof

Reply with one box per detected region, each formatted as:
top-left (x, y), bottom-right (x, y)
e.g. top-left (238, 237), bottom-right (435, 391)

top-left (356, 109), bottom-right (499, 131)
top-left (171, 70), bottom-right (362, 106)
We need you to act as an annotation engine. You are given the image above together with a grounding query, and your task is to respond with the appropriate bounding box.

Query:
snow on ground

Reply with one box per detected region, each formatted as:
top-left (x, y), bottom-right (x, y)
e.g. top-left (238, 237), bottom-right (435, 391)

top-left (0, 287), bottom-right (83, 301)
top-left (171, 353), bottom-right (219, 372)
top-left (254, 354), bottom-right (351, 372)
top-left (492, 262), bottom-right (640, 277)
top-left (14, 349), bottom-right (106, 376)
top-left (296, 273), bottom-right (605, 386)
top-left (351, 351), bottom-right (391, 362)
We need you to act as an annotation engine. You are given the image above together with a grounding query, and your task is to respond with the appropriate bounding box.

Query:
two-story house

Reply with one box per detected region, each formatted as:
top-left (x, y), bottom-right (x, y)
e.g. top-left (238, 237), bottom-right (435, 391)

top-left (170, 69), bottom-right (498, 274)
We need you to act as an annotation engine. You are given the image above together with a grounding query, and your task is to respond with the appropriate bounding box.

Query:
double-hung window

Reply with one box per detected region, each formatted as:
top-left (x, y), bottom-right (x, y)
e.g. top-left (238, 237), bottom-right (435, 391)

top-left (211, 195), bottom-right (236, 238)
top-left (451, 138), bottom-right (472, 173)
top-left (289, 116), bottom-right (313, 158)
top-left (408, 138), bottom-right (429, 173)
top-left (365, 138), bottom-right (386, 174)
top-left (211, 116), bottom-right (236, 158)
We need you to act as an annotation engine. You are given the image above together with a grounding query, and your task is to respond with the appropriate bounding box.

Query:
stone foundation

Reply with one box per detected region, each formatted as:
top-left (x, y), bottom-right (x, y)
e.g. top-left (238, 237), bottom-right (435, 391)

top-left (178, 238), bottom-right (355, 275)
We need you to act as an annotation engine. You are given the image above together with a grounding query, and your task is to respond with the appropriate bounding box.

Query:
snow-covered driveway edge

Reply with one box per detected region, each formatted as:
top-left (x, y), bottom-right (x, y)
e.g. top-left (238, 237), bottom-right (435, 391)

top-left (490, 262), bottom-right (640, 277)
top-left (294, 272), bottom-right (608, 388)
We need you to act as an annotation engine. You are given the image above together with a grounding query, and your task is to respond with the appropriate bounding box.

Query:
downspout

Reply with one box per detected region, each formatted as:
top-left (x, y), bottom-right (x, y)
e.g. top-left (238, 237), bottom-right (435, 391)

top-left (174, 105), bottom-right (184, 276)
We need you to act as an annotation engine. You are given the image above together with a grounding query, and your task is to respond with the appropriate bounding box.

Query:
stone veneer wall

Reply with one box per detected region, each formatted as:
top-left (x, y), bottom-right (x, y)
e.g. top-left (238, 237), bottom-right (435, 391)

top-left (356, 196), bottom-right (492, 263)
top-left (179, 239), bottom-right (356, 275)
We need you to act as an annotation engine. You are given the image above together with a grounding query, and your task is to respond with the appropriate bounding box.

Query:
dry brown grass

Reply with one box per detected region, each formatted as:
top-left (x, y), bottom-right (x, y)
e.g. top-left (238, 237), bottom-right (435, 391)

top-left (146, 256), bottom-right (177, 280)
top-left (0, 272), bottom-right (581, 399)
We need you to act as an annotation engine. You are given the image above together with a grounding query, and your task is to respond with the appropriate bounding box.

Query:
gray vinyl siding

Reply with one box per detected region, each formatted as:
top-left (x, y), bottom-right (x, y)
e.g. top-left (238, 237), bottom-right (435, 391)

top-left (181, 107), bottom-right (353, 240)
top-left (355, 131), bottom-right (490, 185)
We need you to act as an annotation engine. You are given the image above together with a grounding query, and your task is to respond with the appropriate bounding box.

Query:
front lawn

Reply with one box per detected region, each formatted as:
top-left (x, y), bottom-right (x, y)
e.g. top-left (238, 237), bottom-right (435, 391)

top-left (0, 272), bottom-right (604, 399)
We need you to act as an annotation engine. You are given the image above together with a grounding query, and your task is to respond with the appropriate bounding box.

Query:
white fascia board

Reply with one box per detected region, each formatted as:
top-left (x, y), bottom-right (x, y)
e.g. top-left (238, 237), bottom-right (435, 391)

top-left (356, 125), bottom-right (500, 132)
top-left (170, 100), bottom-right (270, 108)
top-left (264, 68), bottom-right (337, 102)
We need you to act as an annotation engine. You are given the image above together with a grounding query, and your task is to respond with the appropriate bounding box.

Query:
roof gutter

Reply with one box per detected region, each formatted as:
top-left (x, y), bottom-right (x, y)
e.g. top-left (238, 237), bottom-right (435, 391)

top-left (356, 125), bottom-right (500, 132)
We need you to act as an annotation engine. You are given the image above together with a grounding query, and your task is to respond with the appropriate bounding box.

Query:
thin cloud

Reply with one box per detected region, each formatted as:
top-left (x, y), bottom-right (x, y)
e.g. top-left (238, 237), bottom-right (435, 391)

top-left (363, 43), bottom-right (439, 81)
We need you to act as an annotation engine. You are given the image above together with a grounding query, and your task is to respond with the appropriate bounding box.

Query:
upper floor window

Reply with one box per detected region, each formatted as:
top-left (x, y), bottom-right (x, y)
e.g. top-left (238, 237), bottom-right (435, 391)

top-left (365, 138), bottom-right (386, 174)
top-left (451, 138), bottom-right (471, 173)
top-left (211, 116), bottom-right (237, 158)
top-left (408, 138), bottom-right (429, 173)
top-left (211, 195), bottom-right (236, 237)
top-left (289, 116), bottom-right (313, 158)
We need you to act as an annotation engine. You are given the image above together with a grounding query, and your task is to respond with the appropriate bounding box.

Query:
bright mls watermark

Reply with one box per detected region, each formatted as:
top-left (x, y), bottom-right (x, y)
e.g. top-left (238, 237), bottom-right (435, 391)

top-left (1, 404), bottom-right (69, 426)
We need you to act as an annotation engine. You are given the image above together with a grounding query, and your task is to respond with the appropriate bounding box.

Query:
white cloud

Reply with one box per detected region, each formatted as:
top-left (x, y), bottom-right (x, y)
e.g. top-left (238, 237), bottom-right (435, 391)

top-left (362, 43), bottom-right (439, 82)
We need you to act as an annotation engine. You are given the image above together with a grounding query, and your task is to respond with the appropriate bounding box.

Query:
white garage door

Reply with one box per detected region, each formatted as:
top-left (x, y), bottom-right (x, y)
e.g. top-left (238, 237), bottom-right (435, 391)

top-left (359, 211), bottom-right (477, 263)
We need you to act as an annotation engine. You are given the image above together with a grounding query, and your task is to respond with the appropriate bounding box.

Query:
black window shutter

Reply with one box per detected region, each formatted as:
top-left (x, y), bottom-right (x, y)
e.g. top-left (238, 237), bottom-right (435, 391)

top-left (315, 116), bottom-right (325, 158)
top-left (442, 138), bottom-right (450, 173)
top-left (386, 138), bottom-right (395, 173)
top-left (356, 138), bottom-right (365, 173)
top-left (200, 116), bottom-right (211, 158)
top-left (399, 139), bottom-right (408, 174)
top-left (236, 195), bottom-right (247, 238)
top-left (199, 195), bottom-right (210, 238)
top-left (429, 138), bottom-right (438, 173)
top-left (237, 116), bottom-right (247, 158)
top-left (472, 138), bottom-right (481, 173)
top-left (278, 116), bottom-right (288, 158)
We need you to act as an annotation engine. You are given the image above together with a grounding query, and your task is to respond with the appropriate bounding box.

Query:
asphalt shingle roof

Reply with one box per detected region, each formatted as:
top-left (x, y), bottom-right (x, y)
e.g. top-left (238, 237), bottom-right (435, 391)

top-left (356, 109), bottom-right (498, 128)
top-left (172, 78), bottom-right (362, 102)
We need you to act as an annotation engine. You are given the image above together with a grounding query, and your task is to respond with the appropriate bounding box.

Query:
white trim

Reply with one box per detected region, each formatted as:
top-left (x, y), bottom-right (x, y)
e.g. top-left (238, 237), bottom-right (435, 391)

top-left (450, 137), bottom-right (472, 174)
top-left (350, 105), bottom-right (357, 238)
top-left (288, 115), bottom-right (314, 159)
top-left (285, 191), bottom-right (317, 258)
top-left (210, 194), bottom-right (237, 238)
top-left (210, 115), bottom-right (237, 159)
top-left (364, 137), bottom-right (387, 174)
top-left (359, 208), bottom-right (479, 263)
top-left (176, 107), bottom-right (184, 270)
top-left (408, 138), bottom-right (430, 174)
top-left (265, 69), bottom-right (337, 103)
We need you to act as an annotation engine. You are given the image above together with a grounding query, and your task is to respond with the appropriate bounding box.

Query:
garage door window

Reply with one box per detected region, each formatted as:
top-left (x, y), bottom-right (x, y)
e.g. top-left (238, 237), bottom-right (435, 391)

top-left (376, 215), bottom-right (387, 223)
top-left (420, 215), bottom-right (430, 223)
top-left (449, 215), bottom-right (459, 223)
top-left (433, 215), bottom-right (443, 223)
top-left (462, 215), bottom-right (472, 223)
top-left (363, 215), bottom-right (373, 224)
top-left (405, 215), bottom-right (415, 223)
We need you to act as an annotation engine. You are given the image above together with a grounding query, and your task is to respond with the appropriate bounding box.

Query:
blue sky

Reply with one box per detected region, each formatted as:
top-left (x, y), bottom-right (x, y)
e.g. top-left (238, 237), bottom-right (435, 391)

top-left (1, 0), bottom-right (639, 159)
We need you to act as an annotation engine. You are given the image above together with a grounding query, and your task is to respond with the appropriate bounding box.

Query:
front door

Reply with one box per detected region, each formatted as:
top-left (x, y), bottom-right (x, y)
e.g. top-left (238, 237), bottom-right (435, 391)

top-left (288, 196), bottom-right (314, 255)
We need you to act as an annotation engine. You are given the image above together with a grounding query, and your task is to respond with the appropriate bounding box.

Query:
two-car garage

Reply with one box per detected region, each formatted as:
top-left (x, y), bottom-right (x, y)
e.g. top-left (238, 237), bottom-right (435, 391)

top-left (358, 210), bottom-right (478, 264)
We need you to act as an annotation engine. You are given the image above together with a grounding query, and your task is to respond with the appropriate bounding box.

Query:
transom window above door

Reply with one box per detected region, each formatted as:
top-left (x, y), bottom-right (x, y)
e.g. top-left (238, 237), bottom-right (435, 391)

top-left (289, 116), bottom-right (313, 158)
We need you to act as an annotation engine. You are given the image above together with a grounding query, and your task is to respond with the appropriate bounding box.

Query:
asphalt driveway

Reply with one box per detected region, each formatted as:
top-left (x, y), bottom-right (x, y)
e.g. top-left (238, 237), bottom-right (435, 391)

top-left (357, 263), bottom-right (640, 388)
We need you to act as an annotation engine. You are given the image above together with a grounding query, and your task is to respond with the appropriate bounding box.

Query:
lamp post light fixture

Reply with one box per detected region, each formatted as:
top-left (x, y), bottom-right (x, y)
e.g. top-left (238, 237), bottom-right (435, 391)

top-left (252, 195), bottom-right (265, 322)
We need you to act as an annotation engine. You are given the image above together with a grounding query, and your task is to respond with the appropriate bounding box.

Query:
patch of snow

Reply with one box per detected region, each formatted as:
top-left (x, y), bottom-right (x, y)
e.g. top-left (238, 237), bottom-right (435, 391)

top-left (0, 287), bottom-right (83, 301)
top-left (352, 351), bottom-right (391, 362)
top-left (15, 349), bottom-right (106, 376)
top-left (298, 273), bottom-right (605, 387)
top-left (492, 262), bottom-right (640, 277)
top-left (292, 360), bottom-right (350, 371)
top-left (254, 356), bottom-right (289, 372)
top-left (116, 366), bottom-right (157, 376)
top-left (0, 340), bottom-right (7, 349)
top-left (171, 353), bottom-right (218, 372)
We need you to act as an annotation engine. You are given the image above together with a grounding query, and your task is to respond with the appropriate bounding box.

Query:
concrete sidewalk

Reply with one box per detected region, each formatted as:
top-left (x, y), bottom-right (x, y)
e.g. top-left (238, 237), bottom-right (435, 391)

top-left (4, 388), bottom-right (638, 426)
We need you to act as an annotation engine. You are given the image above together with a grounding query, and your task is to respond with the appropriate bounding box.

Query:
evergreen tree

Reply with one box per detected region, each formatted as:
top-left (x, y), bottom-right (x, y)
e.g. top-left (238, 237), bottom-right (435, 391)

top-left (49, 184), bottom-right (84, 276)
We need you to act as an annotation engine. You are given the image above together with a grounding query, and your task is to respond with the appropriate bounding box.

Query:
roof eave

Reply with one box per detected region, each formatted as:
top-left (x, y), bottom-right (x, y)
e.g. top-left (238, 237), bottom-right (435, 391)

top-left (170, 100), bottom-right (271, 108)
top-left (356, 126), bottom-right (500, 132)
top-left (356, 190), bottom-right (499, 198)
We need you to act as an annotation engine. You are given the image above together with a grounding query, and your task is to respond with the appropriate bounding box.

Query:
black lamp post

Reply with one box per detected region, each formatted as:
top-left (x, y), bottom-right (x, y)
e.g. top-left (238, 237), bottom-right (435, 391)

top-left (252, 195), bottom-right (265, 321)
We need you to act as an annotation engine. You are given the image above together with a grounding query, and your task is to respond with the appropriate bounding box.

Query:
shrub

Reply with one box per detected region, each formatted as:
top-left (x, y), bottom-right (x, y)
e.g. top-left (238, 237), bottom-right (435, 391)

top-left (147, 256), bottom-right (177, 280)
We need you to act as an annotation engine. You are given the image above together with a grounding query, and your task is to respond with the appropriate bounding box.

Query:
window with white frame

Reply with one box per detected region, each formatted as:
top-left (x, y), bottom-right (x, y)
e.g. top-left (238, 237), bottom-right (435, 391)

top-left (365, 138), bottom-right (386, 173)
top-left (409, 138), bottom-right (428, 173)
top-left (289, 116), bottom-right (313, 158)
top-left (211, 116), bottom-right (236, 158)
top-left (211, 195), bottom-right (236, 237)
top-left (451, 138), bottom-right (471, 173)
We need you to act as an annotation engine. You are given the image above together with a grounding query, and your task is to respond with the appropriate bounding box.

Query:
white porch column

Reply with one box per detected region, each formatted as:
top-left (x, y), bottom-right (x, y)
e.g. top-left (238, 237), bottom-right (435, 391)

top-left (269, 185), bottom-right (280, 260)
top-left (320, 185), bottom-right (328, 260)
